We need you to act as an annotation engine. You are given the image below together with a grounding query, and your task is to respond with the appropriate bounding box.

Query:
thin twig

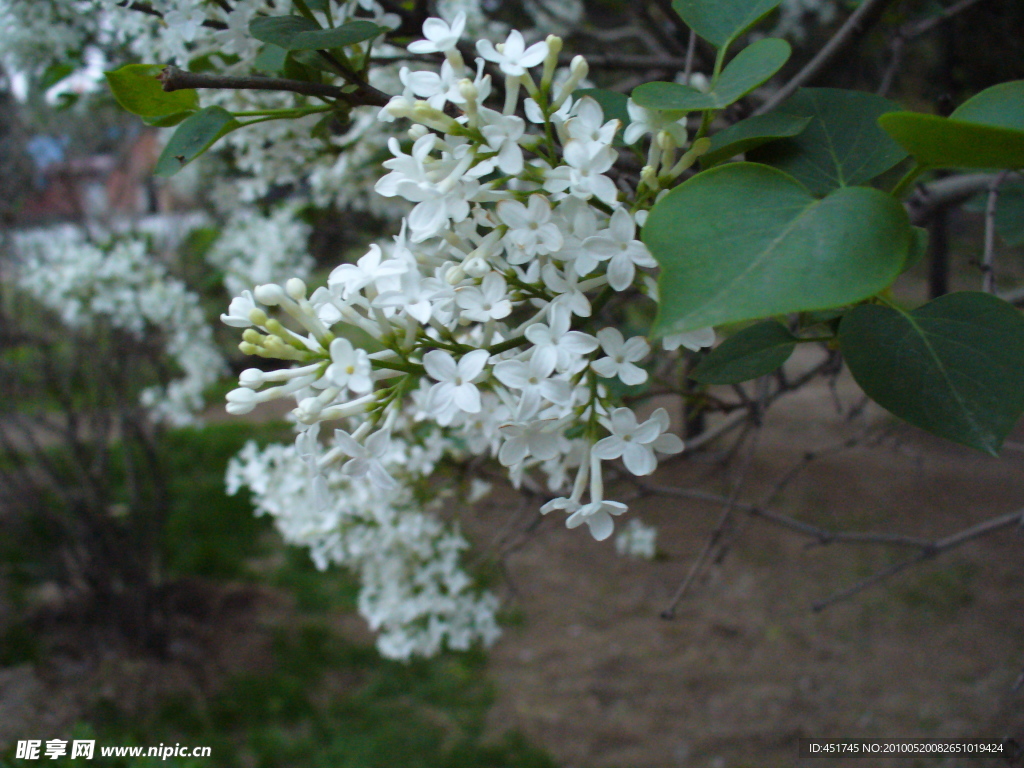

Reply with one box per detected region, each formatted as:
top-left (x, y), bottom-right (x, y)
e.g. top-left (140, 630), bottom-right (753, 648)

top-left (159, 65), bottom-right (390, 108)
top-left (981, 170), bottom-right (1010, 293)
top-left (812, 507), bottom-right (1024, 611)
top-left (756, 0), bottom-right (899, 115)
top-left (683, 29), bottom-right (697, 84)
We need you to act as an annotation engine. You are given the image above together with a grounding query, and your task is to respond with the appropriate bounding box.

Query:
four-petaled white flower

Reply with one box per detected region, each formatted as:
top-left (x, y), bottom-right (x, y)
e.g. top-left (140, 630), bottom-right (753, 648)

top-left (493, 355), bottom-right (572, 418)
top-left (591, 328), bottom-right (650, 385)
top-left (497, 420), bottom-right (561, 466)
top-left (544, 139), bottom-right (619, 205)
top-left (497, 195), bottom-right (564, 264)
top-left (476, 30), bottom-right (548, 77)
top-left (581, 207), bottom-right (657, 290)
top-left (407, 11), bottom-right (466, 54)
top-left (592, 407), bottom-right (683, 476)
top-left (329, 244), bottom-right (406, 300)
top-left (334, 428), bottom-right (398, 490)
top-left (456, 272), bottom-right (513, 322)
top-left (221, 290), bottom-right (258, 327)
top-left (662, 327), bottom-right (716, 352)
top-left (324, 338), bottom-right (373, 393)
top-left (424, 349), bottom-right (490, 422)
top-left (623, 98), bottom-right (688, 146)
top-left (524, 312), bottom-right (598, 373)
top-left (566, 499), bottom-right (628, 541)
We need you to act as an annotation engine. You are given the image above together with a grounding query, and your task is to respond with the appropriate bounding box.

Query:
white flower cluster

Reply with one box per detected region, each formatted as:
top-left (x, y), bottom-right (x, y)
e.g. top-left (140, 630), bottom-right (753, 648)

top-left (222, 16), bottom-right (717, 545)
top-left (206, 204), bottom-right (315, 298)
top-left (226, 429), bottom-right (500, 661)
top-left (13, 225), bottom-right (225, 426)
top-left (614, 518), bottom-right (658, 560)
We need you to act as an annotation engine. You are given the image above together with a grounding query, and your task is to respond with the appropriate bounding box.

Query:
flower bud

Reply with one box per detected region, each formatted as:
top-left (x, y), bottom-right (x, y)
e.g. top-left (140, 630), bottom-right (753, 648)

top-left (239, 368), bottom-right (265, 388)
top-left (286, 278), bottom-right (307, 301)
top-left (242, 328), bottom-right (264, 345)
top-left (294, 396), bottom-right (324, 423)
top-left (239, 342), bottom-right (258, 355)
top-left (249, 308), bottom-right (268, 326)
top-left (408, 124), bottom-right (428, 140)
top-left (225, 387), bottom-right (258, 415)
top-left (254, 283), bottom-right (286, 306)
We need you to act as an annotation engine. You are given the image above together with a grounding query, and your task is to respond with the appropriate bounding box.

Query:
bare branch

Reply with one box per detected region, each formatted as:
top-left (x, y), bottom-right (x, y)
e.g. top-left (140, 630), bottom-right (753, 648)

top-left (812, 507), bottom-right (1024, 611)
top-left (981, 170), bottom-right (1010, 293)
top-left (159, 65), bottom-right (390, 108)
top-left (756, 0), bottom-right (899, 115)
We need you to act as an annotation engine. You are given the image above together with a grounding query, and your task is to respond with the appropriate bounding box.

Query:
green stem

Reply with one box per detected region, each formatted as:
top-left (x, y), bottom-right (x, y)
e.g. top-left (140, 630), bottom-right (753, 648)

top-left (373, 358), bottom-right (426, 375)
top-left (890, 163), bottom-right (927, 199)
top-left (291, 0), bottom-right (319, 24)
top-left (487, 335), bottom-right (528, 356)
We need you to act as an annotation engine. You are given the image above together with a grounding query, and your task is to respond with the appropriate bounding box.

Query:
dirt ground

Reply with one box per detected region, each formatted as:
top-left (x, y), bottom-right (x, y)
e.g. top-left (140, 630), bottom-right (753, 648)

top-left (3, 352), bottom-right (1024, 768)
top-left (473, 356), bottom-right (1024, 768)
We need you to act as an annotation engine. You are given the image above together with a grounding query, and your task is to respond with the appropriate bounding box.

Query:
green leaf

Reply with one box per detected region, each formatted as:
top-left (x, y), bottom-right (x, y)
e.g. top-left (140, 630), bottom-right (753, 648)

top-left (250, 15), bottom-right (382, 50)
top-left (748, 88), bottom-right (907, 196)
top-left (254, 43), bottom-right (289, 73)
top-left (839, 292), bottom-right (1024, 455)
top-left (902, 225), bottom-right (929, 273)
top-left (690, 321), bottom-right (798, 383)
top-left (672, 0), bottom-right (782, 48)
top-left (632, 38), bottom-right (791, 112)
top-left (644, 163), bottom-right (911, 335)
top-left (41, 62), bottom-right (76, 91)
top-left (701, 112), bottom-right (812, 167)
top-left (142, 110), bottom-right (195, 127)
top-left (878, 80), bottom-right (1024, 170)
top-left (155, 107), bottom-right (241, 178)
top-left (105, 63), bottom-right (199, 118)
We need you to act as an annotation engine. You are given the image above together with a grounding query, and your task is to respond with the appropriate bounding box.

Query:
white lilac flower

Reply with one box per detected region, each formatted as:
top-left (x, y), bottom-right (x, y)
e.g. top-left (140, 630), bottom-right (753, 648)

top-left (662, 327), bottom-right (716, 352)
top-left (323, 338), bottom-right (373, 393)
top-left (475, 29), bottom-right (548, 77)
top-left (329, 244), bottom-right (407, 301)
top-left (407, 11), bottom-right (466, 54)
top-left (623, 99), bottom-right (689, 146)
top-left (493, 355), bottom-right (572, 418)
top-left (456, 272), bottom-right (513, 322)
top-left (221, 290), bottom-right (259, 327)
top-left (581, 207), bottom-right (657, 291)
top-left (497, 194), bottom-right (563, 264)
top-left (524, 312), bottom-right (598, 373)
top-left (333, 428), bottom-right (398, 490)
top-left (543, 139), bottom-right (619, 205)
top-left (566, 499), bottom-right (628, 542)
top-left (564, 97), bottom-right (619, 146)
top-left (592, 407), bottom-right (683, 476)
top-left (497, 420), bottom-right (562, 466)
top-left (423, 349), bottom-right (490, 421)
top-left (615, 519), bottom-right (658, 560)
top-left (591, 328), bottom-right (650, 385)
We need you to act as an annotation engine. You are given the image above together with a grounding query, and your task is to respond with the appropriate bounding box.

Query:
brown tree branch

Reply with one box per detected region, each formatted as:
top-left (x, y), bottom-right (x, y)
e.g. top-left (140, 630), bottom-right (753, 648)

top-left (160, 66), bottom-right (390, 108)
top-left (756, 0), bottom-right (899, 115)
top-left (981, 170), bottom-right (1010, 293)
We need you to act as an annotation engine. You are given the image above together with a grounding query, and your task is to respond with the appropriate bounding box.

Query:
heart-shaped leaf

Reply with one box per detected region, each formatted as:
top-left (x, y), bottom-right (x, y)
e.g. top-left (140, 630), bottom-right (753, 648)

top-left (672, 0), bottom-right (782, 48)
top-left (155, 107), bottom-right (241, 177)
top-left (748, 88), bottom-right (907, 196)
top-left (878, 80), bottom-right (1024, 170)
top-left (644, 163), bottom-right (911, 335)
top-left (633, 38), bottom-right (791, 112)
top-left (250, 15), bottom-right (382, 50)
top-left (701, 112), bottom-right (812, 167)
top-left (839, 292), bottom-right (1024, 455)
top-left (105, 63), bottom-right (198, 118)
top-left (690, 320), bottom-right (798, 384)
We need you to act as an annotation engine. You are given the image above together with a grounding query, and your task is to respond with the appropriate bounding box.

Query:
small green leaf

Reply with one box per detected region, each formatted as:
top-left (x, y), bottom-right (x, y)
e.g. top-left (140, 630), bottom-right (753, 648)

top-left (105, 63), bottom-right (199, 118)
top-left (249, 15), bottom-right (319, 48)
top-left (142, 110), bottom-right (195, 127)
top-left (632, 38), bottom-right (791, 112)
top-left (250, 15), bottom-right (382, 50)
top-left (902, 226), bottom-right (929, 273)
top-left (839, 292), bottom-right (1024, 455)
top-left (951, 80), bottom-right (1024, 130)
top-left (701, 112), bottom-right (812, 167)
top-left (644, 163), bottom-right (911, 334)
top-left (41, 62), bottom-right (76, 91)
top-left (748, 88), bottom-right (907, 196)
top-left (155, 107), bottom-right (241, 177)
top-left (690, 321), bottom-right (798, 383)
top-left (672, 0), bottom-right (782, 48)
top-left (254, 43), bottom-right (289, 73)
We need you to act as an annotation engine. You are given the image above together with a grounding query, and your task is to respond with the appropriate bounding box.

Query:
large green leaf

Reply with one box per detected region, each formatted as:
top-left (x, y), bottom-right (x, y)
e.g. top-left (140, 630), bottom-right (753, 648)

top-left (105, 63), bottom-right (198, 118)
top-left (250, 15), bottom-right (382, 50)
top-left (690, 320), bottom-right (798, 383)
top-left (878, 80), bottom-right (1024, 170)
top-left (701, 112), bottom-right (812, 167)
top-left (155, 107), bottom-right (241, 177)
top-left (632, 38), bottom-right (790, 112)
top-left (839, 292), bottom-right (1024, 455)
top-left (672, 0), bottom-right (782, 48)
top-left (748, 88), bottom-right (907, 196)
top-left (644, 163), bottom-right (911, 334)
